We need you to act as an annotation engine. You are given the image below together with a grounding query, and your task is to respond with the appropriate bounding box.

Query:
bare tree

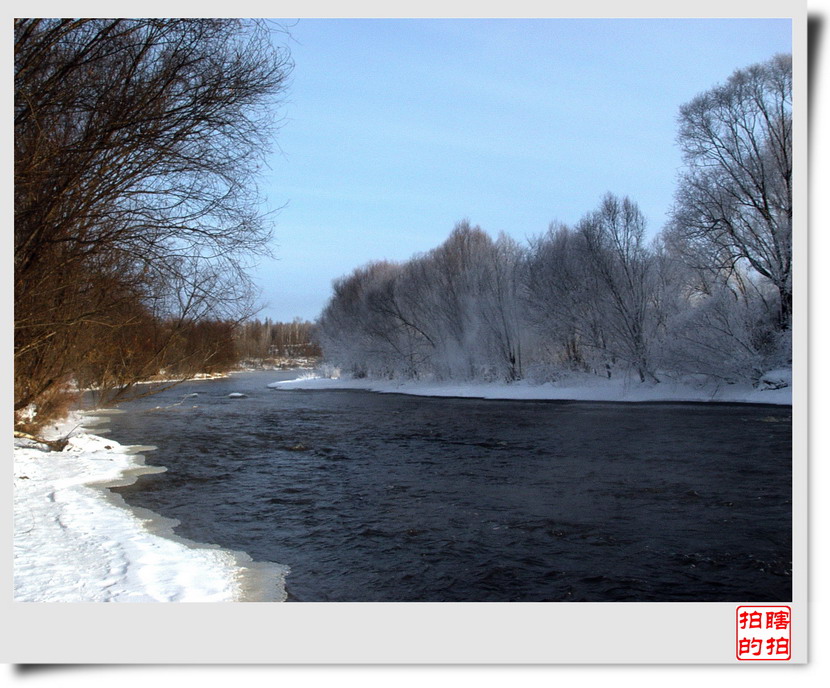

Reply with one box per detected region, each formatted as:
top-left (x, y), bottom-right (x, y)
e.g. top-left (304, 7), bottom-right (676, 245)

top-left (14, 19), bottom-right (291, 420)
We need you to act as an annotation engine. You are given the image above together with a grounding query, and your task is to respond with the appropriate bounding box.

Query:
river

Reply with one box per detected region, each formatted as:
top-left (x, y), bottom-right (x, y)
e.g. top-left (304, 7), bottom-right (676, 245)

top-left (98, 370), bottom-right (792, 602)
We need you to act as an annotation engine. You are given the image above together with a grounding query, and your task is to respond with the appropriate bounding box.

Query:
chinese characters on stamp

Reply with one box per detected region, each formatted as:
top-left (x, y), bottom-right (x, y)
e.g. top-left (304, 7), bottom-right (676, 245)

top-left (736, 606), bottom-right (791, 661)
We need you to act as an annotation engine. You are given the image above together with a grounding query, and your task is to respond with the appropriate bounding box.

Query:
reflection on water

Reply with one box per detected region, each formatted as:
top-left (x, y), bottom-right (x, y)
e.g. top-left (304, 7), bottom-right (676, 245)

top-left (103, 371), bottom-right (792, 602)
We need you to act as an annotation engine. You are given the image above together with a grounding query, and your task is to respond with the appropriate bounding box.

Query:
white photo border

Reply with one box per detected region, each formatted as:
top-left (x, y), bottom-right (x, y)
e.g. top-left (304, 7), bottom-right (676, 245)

top-left (2, 0), bottom-right (809, 666)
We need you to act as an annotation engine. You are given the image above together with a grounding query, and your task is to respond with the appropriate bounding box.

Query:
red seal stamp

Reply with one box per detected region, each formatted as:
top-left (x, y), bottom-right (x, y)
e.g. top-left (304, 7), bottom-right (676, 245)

top-left (736, 605), bottom-right (791, 660)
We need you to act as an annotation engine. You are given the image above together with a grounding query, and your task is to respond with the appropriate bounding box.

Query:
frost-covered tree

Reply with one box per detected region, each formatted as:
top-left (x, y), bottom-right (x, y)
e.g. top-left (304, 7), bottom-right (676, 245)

top-left (657, 223), bottom-right (788, 383)
top-left (577, 194), bottom-right (662, 383)
top-left (318, 176), bottom-right (787, 387)
top-left (414, 222), bottom-right (495, 379)
top-left (363, 261), bottom-right (439, 377)
top-left (661, 278), bottom-right (785, 382)
top-left (670, 53), bottom-right (792, 329)
top-left (317, 262), bottom-right (402, 378)
top-left (475, 233), bottom-right (527, 381)
top-left (318, 222), bottom-right (530, 382)
top-left (523, 223), bottom-right (610, 376)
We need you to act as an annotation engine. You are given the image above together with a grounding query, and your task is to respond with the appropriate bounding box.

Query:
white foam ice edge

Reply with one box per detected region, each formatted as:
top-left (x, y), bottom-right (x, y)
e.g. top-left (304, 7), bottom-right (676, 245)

top-left (268, 370), bottom-right (793, 406)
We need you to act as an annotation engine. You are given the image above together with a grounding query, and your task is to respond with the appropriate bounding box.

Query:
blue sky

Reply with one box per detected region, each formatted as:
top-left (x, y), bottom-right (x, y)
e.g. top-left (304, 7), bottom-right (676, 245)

top-left (254, 17), bottom-right (792, 322)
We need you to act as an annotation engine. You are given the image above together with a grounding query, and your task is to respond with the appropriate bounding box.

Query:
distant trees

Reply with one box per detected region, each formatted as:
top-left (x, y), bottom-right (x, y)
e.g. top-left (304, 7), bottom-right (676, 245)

top-left (317, 223), bottom-right (529, 381)
top-left (317, 260), bottom-right (424, 379)
top-left (14, 19), bottom-right (291, 427)
top-left (235, 318), bottom-right (321, 361)
top-left (318, 205), bottom-right (665, 383)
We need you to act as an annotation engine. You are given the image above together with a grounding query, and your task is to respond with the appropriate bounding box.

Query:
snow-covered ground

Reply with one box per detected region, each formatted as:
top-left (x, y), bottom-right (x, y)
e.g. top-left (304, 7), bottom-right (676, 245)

top-left (269, 369), bottom-right (793, 406)
top-left (13, 412), bottom-right (287, 603)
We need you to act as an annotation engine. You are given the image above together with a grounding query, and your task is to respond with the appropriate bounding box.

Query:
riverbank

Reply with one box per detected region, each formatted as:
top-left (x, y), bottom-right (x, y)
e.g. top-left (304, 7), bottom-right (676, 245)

top-left (270, 369), bottom-right (793, 405)
top-left (13, 411), bottom-right (287, 602)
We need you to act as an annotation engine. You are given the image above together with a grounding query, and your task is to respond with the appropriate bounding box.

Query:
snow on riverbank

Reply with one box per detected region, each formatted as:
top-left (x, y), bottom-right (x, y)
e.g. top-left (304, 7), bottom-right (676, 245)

top-left (13, 412), bottom-right (287, 602)
top-left (270, 370), bottom-right (792, 406)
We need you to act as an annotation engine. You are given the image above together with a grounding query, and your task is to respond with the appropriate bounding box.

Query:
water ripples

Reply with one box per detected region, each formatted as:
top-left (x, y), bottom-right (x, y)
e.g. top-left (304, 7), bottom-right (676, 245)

top-left (105, 371), bottom-right (792, 602)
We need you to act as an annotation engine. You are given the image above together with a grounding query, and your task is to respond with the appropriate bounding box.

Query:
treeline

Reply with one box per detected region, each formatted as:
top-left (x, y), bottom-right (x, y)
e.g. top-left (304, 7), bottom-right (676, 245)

top-left (235, 318), bottom-right (322, 361)
top-left (318, 54), bottom-right (792, 387)
top-left (14, 19), bottom-right (291, 431)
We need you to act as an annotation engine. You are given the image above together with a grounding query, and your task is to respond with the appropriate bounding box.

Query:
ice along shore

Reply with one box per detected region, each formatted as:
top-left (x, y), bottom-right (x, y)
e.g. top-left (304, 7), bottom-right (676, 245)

top-left (13, 411), bottom-right (288, 603)
top-left (269, 369), bottom-right (793, 406)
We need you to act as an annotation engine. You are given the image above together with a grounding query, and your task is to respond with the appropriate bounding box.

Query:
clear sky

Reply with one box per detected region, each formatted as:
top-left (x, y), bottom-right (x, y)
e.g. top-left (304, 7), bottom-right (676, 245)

top-left (253, 17), bottom-right (792, 322)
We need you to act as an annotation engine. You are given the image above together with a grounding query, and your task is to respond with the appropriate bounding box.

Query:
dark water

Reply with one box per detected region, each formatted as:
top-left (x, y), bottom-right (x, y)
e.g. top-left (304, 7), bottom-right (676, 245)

top-left (99, 370), bottom-right (792, 602)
